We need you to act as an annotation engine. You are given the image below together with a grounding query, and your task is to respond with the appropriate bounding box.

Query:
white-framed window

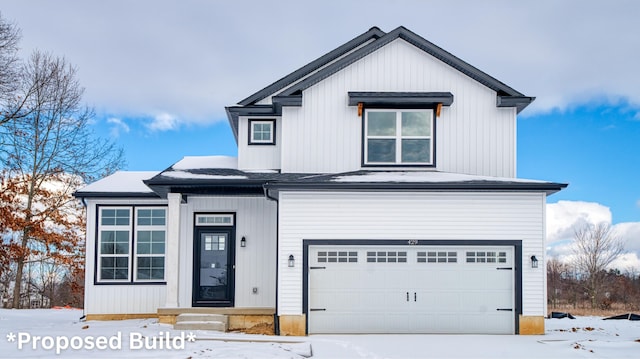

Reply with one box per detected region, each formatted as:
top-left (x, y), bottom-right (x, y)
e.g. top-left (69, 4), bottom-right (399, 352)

top-left (364, 109), bottom-right (433, 165)
top-left (97, 206), bottom-right (166, 283)
top-left (98, 208), bottom-right (132, 281)
top-left (195, 214), bottom-right (234, 226)
top-left (248, 119), bottom-right (275, 145)
top-left (134, 208), bottom-right (166, 281)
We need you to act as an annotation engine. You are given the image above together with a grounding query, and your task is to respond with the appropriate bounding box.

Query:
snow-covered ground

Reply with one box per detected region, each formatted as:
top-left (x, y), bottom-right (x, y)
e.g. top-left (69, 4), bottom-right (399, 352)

top-left (0, 308), bottom-right (638, 358)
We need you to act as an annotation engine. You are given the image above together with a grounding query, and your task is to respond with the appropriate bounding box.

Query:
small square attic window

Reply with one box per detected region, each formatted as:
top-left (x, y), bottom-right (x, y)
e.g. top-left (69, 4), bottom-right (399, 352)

top-left (249, 119), bottom-right (276, 145)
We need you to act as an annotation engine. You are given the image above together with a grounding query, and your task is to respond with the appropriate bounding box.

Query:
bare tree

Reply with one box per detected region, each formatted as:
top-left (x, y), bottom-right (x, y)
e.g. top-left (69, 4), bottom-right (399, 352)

top-left (571, 222), bottom-right (626, 309)
top-left (547, 257), bottom-right (570, 309)
top-left (0, 12), bottom-right (21, 124)
top-left (2, 50), bottom-right (124, 308)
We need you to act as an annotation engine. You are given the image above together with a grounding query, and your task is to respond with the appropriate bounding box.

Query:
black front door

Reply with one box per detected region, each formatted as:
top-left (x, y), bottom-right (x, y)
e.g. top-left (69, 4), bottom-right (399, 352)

top-left (193, 227), bottom-right (235, 306)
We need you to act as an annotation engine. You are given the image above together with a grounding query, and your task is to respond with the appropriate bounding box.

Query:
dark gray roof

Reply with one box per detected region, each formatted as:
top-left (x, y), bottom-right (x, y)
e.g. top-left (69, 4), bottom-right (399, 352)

top-left (226, 26), bottom-right (535, 142)
top-left (264, 170), bottom-right (566, 195)
top-left (142, 167), bottom-right (566, 198)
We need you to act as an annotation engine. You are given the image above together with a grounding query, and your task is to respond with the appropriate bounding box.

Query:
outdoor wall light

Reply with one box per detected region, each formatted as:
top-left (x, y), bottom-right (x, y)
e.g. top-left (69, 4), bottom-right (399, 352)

top-left (240, 236), bottom-right (246, 247)
top-left (288, 255), bottom-right (295, 268)
top-left (531, 255), bottom-right (539, 268)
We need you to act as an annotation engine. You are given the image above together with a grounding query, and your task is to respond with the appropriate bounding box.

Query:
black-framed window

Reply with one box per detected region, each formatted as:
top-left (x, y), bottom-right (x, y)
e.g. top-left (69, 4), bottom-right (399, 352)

top-left (364, 109), bottom-right (433, 165)
top-left (97, 206), bottom-right (167, 283)
top-left (248, 119), bottom-right (276, 145)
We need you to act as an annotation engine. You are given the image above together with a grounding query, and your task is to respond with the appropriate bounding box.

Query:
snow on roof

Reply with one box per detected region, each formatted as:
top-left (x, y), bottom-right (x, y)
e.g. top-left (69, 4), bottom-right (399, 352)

top-left (161, 171), bottom-right (247, 180)
top-left (76, 171), bottom-right (158, 193)
top-left (331, 171), bottom-right (549, 183)
top-left (171, 156), bottom-right (238, 170)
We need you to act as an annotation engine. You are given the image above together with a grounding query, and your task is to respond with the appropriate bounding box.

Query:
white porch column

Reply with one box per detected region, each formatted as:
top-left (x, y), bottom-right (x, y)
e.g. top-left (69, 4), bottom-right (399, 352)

top-left (164, 192), bottom-right (182, 308)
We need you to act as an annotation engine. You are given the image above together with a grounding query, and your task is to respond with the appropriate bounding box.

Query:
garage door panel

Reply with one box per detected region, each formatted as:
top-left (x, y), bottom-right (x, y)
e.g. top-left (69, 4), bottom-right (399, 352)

top-left (309, 245), bottom-right (515, 334)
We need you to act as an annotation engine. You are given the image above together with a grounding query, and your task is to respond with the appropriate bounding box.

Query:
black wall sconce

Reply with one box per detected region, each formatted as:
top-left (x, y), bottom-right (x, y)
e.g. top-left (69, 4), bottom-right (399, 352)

top-left (531, 255), bottom-right (538, 268)
top-left (240, 236), bottom-right (246, 247)
top-left (288, 255), bottom-right (295, 268)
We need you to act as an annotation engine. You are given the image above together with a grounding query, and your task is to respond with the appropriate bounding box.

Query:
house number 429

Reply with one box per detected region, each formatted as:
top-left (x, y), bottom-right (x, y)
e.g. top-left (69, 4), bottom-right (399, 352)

top-left (407, 240), bottom-right (418, 245)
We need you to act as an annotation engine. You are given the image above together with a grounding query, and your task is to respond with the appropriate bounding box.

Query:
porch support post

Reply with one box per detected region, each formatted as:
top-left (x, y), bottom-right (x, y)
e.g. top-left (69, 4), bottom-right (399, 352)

top-left (165, 192), bottom-right (182, 308)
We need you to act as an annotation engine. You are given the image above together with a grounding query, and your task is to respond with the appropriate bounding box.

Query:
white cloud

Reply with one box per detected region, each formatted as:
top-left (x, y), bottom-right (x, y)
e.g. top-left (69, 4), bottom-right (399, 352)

top-left (546, 201), bottom-right (611, 244)
top-left (106, 117), bottom-right (130, 138)
top-left (610, 252), bottom-right (640, 275)
top-left (3, 1), bottom-right (640, 124)
top-left (546, 200), bottom-right (640, 272)
top-left (147, 113), bottom-right (179, 131)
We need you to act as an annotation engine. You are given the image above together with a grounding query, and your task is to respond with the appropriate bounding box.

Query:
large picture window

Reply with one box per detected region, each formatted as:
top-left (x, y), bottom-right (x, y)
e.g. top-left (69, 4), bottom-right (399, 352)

top-left (364, 109), bottom-right (433, 165)
top-left (97, 206), bottom-right (167, 283)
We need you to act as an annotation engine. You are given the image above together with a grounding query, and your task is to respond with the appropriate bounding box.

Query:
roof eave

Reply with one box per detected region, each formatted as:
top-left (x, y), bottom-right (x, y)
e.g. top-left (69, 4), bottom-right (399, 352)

top-left (72, 191), bottom-right (160, 199)
top-left (264, 181), bottom-right (567, 195)
top-left (497, 95), bottom-right (536, 113)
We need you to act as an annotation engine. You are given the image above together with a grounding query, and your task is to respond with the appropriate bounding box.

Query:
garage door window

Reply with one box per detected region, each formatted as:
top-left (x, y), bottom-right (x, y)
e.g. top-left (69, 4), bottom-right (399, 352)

top-left (466, 251), bottom-right (507, 263)
top-left (318, 251), bottom-right (358, 263)
top-left (367, 251), bottom-right (407, 263)
top-left (417, 251), bottom-right (457, 263)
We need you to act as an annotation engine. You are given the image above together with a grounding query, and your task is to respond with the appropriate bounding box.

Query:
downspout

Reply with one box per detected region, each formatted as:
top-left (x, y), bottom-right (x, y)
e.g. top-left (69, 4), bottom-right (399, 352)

top-left (263, 183), bottom-right (280, 335)
top-left (77, 195), bottom-right (87, 321)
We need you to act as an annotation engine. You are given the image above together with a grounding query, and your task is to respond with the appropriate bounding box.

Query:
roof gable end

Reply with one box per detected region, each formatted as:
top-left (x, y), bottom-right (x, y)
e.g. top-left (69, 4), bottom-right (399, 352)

top-left (279, 26), bottom-right (527, 100)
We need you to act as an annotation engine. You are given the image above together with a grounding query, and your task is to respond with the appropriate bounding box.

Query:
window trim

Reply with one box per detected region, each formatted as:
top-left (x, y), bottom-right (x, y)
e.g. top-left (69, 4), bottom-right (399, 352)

top-left (95, 205), bottom-right (167, 285)
top-left (248, 119), bottom-right (276, 145)
top-left (362, 108), bottom-right (435, 167)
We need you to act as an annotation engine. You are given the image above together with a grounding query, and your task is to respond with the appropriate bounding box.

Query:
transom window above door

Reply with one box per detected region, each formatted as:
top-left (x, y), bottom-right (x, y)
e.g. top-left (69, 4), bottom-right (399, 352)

top-left (364, 109), bottom-right (433, 165)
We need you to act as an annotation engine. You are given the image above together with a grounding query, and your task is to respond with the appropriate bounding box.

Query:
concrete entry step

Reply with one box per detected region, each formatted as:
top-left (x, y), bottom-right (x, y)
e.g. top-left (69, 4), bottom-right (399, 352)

top-left (176, 313), bottom-right (228, 324)
top-left (174, 313), bottom-right (228, 332)
top-left (174, 320), bottom-right (227, 331)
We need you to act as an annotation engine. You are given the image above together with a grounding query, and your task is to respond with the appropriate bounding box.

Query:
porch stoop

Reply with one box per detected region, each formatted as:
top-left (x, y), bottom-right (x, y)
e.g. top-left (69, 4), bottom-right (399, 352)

top-left (158, 308), bottom-right (275, 334)
top-left (174, 313), bottom-right (228, 332)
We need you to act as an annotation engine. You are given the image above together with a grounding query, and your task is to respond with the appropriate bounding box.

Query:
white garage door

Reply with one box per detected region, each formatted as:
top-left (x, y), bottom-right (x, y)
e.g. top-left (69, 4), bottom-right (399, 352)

top-left (308, 245), bottom-right (515, 334)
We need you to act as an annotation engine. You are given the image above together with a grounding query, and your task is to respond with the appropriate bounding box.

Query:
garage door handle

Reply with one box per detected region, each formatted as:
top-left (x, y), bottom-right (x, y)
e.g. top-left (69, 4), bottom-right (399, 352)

top-left (414, 292), bottom-right (417, 302)
top-left (406, 292), bottom-right (409, 301)
top-left (496, 267), bottom-right (513, 270)
top-left (310, 308), bottom-right (326, 311)
top-left (310, 266), bottom-right (326, 270)
top-left (496, 308), bottom-right (513, 311)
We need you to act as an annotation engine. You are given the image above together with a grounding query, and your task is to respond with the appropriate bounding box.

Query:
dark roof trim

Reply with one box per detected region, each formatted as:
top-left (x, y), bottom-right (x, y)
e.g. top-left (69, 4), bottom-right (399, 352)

top-left (225, 105), bottom-right (280, 141)
top-left (72, 191), bottom-right (160, 199)
top-left (264, 180), bottom-right (567, 195)
top-left (497, 95), bottom-right (536, 114)
top-left (279, 26), bottom-right (528, 107)
top-left (144, 178), bottom-right (269, 187)
top-left (272, 94), bottom-right (302, 107)
top-left (348, 92), bottom-right (454, 107)
top-left (237, 27), bottom-right (386, 106)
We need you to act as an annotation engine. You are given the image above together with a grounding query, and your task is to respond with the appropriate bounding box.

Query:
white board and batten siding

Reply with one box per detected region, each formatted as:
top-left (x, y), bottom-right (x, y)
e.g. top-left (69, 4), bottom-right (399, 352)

top-left (277, 191), bottom-right (547, 317)
top-left (280, 38), bottom-right (517, 176)
top-left (237, 117), bottom-right (281, 171)
top-left (176, 196), bottom-right (277, 308)
top-left (84, 198), bottom-right (168, 315)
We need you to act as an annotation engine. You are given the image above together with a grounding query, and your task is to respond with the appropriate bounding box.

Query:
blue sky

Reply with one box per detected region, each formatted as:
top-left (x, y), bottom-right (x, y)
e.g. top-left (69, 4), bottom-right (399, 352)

top-left (2, 0), bottom-right (640, 267)
top-left (518, 103), bottom-right (640, 224)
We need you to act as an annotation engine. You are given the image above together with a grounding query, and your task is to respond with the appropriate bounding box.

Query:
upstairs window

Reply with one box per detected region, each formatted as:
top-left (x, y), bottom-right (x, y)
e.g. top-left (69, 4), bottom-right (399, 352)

top-left (249, 119), bottom-right (276, 145)
top-left (364, 109), bottom-right (433, 165)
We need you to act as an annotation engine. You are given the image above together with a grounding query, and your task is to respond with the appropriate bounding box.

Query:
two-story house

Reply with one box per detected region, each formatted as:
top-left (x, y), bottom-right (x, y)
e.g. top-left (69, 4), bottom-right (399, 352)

top-left (75, 26), bottom-right (566, 336)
